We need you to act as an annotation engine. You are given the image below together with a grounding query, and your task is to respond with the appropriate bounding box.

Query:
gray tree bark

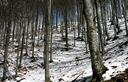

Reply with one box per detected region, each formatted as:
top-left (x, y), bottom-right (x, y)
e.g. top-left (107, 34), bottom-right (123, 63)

top-left (83, 0), bottom-right (107, 81)
top-left (123, 0), bottom-right (128, 35)
top-left (44, 0), bottom-right (51, 82)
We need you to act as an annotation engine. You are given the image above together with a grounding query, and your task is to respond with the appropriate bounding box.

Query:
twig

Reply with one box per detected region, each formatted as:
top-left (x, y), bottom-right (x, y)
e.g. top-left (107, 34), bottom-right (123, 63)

top-left (71, 71), bottom-right (84, 82)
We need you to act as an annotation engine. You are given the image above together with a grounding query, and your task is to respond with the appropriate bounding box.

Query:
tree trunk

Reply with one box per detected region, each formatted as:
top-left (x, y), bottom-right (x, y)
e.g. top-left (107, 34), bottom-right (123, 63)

top-left (15, 23), bottom-right (22, 77)
top-left (123, 0), bottom-right (128, 35)
top-left (64, 8), bottom-right (69, 51)
top-left (111, 0), bottom-right (117, 37)
top-left (31, 20), bottom-right (35, 58)
top-left (50, 26), bottom-right (53, 62)
top-left (95, 0), bottom-right (105, 56)
top-left (2, 22), bottom-right (11, 81)
top-left (100, 0), bottom-right (109, 41)
top-left (44, 0), bottom-right (51, 82)
top-left (2, 2), bottom-right (11, 80)
top-left (19, 21), bottom-right (26, 68)
top-left (83, 0), bottom-right (107, 81)
top-left (56, 11), bottom-right (58, 30)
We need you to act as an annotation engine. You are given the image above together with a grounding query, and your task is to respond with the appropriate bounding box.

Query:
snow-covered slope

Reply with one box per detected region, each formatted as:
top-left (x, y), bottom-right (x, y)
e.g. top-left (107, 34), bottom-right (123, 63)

top-left (0, 19), bottom-right (128, 82)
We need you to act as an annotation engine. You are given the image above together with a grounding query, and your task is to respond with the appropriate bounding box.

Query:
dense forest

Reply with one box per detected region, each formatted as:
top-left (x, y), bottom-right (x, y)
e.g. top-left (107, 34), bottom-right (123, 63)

top-left (0, 0), bottom-right (128, 82)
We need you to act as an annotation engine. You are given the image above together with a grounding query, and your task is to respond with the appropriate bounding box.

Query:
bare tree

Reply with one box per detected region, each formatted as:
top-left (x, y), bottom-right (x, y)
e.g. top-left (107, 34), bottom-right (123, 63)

top-left (43, 0), bottom-right (51, 82)
top-left (83, 0), bottom-right (107, 81)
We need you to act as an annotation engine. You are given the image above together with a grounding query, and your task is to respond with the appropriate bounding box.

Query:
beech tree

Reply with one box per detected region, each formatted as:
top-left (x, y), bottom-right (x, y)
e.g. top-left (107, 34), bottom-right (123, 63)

top-left (2, 0), bottom-right (12, 80)
top-left (83, 0), bottom-right (107, 81)
top-left (43, 0), bottom-right (51, 81)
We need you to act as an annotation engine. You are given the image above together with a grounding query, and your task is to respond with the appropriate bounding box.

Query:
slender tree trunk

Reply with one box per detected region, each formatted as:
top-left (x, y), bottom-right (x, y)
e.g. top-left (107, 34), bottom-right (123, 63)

top-left (12, 20), bottom-right (16, 43)
top-left (2, 2), bottom-right (11, 80)
top-left (114, 0), bottom-right (120, 34)
top-left (31, 20), bottom-right (35, 58)
top-left (56, 11), bottom-right (58, 30)
top-left (2, 22), bottom-right (11, 81)
top-left (25, 18), bottom-right (30, 55)
top-left (95, 0), bottom-right (105, 56)
top-left (15, 23), bottom-right (22, 77)
top-left (100, 0), bottom-right (109, 41)
top-left (123, 0), bottom-right (128, 35)
top-left (64, 8), bottom-right (69, 51)
top-left (44, 0), bottom-right (51, 82)
top-left (73, 28), bottom-right (76, 47)
top-left (111, 0), bottom-right (117, 37)
top-left (19, 21), bottom-right (26, 68)
top-left (50, 26), bottom-right (53, 62)
top-left (77, 3), bottom-right (81, 38)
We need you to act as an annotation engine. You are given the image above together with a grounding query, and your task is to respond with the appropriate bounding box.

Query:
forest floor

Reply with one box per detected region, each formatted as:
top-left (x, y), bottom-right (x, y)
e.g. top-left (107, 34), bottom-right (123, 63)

top-left (0, 19), bottom-right (128, 82)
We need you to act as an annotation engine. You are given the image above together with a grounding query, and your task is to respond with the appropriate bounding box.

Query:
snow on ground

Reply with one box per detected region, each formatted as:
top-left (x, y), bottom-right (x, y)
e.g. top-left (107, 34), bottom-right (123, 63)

top-left (0, 19), bottom-right (128, 82)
